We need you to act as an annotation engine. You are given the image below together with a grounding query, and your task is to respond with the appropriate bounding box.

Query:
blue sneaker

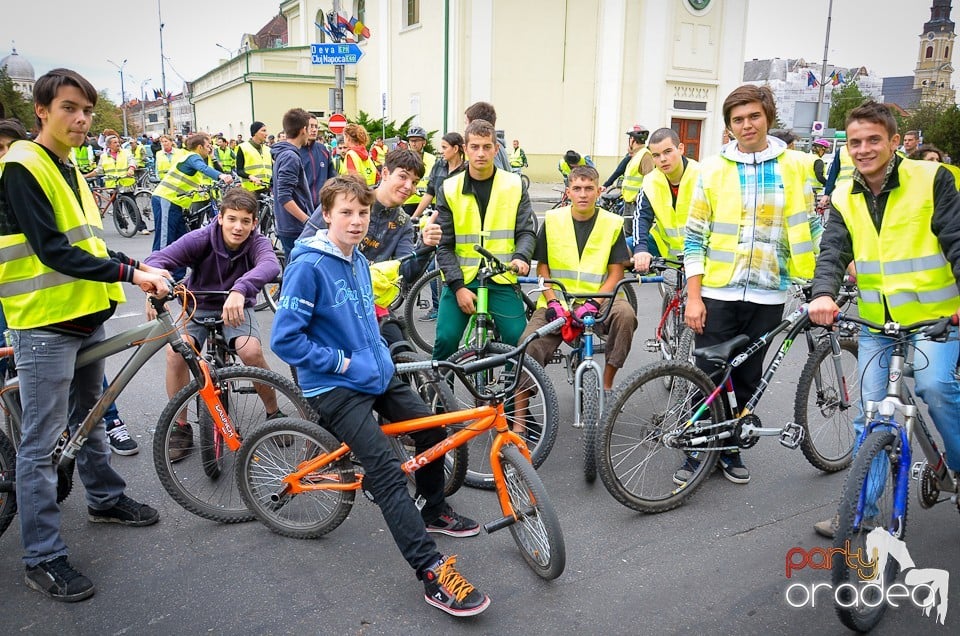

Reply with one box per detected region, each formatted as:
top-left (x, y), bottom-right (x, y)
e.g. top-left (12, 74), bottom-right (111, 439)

top-left (718, 452), bottom-right (750, 484)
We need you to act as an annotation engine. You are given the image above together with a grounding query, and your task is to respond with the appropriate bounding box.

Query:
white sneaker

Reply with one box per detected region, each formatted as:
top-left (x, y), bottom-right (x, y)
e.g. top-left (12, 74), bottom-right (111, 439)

top-left (105, 419), bottom-right (139, 455)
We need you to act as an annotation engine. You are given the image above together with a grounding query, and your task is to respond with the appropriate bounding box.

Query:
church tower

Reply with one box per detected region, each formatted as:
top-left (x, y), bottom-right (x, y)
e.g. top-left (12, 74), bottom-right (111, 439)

top-left (914, 0), bottom-right (956, 105)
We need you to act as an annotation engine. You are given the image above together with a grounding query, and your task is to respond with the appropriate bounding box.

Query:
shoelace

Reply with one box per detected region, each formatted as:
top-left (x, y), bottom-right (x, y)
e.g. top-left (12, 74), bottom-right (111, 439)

top-left (45, 557), bottom-right (83, 584)
top-left (106, 423), bottom-right (132, 442)
top-left (435, 555), bottom-right (475, 602)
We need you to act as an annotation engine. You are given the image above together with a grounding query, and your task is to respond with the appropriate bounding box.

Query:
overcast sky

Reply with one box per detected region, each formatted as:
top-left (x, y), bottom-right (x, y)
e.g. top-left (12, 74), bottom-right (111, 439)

top-left (0, 0), bottom-right (946, 107)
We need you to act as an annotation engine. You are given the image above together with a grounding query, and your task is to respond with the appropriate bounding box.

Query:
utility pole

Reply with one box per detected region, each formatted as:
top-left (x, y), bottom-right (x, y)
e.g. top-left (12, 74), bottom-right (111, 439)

top-left (107, 58), bottom-right (129, 137)
top-left (333, 0), bottom-right (344, 114)
top-left (815, 0), bottom-right (834, 128)
top-left (158, 0), bottom-right (171, 134)
top-left (140, 79), bottom-right (151, 135)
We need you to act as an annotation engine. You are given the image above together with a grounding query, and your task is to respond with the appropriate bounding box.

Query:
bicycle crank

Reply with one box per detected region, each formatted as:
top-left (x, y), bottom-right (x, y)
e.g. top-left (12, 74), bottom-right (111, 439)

top-left (914, 461), bottom-right (941, 509)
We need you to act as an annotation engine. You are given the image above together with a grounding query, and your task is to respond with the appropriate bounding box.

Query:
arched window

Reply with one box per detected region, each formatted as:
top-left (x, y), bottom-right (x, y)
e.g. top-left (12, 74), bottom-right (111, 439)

top-left (315, 10), bottom-right (327, 43)
top-left (945, 46), bottom-right (950, 59)
top-left (926, 46), bottom-right (934, 59)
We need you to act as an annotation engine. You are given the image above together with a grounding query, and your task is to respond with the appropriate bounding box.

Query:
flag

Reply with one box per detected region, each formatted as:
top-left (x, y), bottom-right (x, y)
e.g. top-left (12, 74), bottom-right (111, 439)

top-left (326, 11), bottom-right (347, 41)
top-left (153, 88), bottom-right (162, 100)
top-left (836, 71), bottom-right (845, 85)
top-left (806, 71), bottom-right (818, 88)
top-left (831, 70), bottom-right (842, 86)
top-left (315, 20), bottom-right (336, 41)
top-left (349, 16), bottom-right (371, 39)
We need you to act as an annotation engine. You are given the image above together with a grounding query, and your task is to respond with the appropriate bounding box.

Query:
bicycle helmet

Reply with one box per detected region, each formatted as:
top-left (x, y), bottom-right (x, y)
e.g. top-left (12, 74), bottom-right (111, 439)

top-left (626, 125), bottom-right (649, 144)
top-left (406, 126), bottom-right (427, 140)
top-left (812, 138), bottom-right (831, 148)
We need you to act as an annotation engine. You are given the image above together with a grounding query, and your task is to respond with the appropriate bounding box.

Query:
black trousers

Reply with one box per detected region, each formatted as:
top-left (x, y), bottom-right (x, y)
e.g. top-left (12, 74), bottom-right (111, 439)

top-left (308, 376), bottom-right (447, 573)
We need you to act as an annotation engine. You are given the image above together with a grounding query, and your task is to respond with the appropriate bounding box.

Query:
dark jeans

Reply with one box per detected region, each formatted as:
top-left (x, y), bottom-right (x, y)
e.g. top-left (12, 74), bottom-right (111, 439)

top-left (307, 377), bottom-right (446, 573)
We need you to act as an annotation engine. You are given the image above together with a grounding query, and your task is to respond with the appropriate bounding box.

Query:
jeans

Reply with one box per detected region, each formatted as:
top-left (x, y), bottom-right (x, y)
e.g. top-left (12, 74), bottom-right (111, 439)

top-left (151, 196), bottom-right (188, 279)
top-left (278, 235), bottom-right (297, 263)
top-left (307, 377), bottom-right (445, 573)
top-left (11, 326), bottom-right (126, 567)
top-left (102, 376), bottom-right (120, 423)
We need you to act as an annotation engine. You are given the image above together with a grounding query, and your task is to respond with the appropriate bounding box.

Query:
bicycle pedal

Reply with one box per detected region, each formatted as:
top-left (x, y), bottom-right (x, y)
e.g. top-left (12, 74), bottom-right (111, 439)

top-left (644, 339), bottom-right (659, 352)
top-left (779, 422), bottom-right (804, 449)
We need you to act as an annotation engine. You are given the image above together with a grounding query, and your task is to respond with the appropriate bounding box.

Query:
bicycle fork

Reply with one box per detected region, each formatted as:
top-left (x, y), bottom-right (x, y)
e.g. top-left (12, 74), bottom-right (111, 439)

top-left (573, 319), bottom-right (603, 428)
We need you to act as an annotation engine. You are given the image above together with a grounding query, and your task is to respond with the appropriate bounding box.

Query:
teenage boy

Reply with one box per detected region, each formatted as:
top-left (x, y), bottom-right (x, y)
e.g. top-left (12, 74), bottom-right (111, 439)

top-left (632, 127), bottom-right (700, 273)
top-left (0, 68), bottom-right (169, 602)
top-left (237, 122), bottom-right (272, 194)
top-left (271, 107), bottom-right (313, 259)
top-left (519, 165), bottom-right (636, 391)
top-left (144, 188), bottom-right (282, 461)
top-left (432, 119), bottom-right (537, 361)
top-left (272, 174), bottom-right (489, 617)
top-left (300, 114), bottom-right (334, 209)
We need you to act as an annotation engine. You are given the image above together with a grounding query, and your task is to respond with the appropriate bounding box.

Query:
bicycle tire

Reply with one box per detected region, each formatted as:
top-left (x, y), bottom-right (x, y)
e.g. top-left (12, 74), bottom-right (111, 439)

top-left (581, 370), bottom-right (600, 483)
top-left (832, 429), bottom-right (902, 632)
top-left (657, 292), bottom-right (685, 389)
top-left (447, 342), bottom-right (559, 490)
top-left (255, 251), bottom-right (285, 312)
top-left (499, 444), bottom-right (566, 579)
top-left (390, 351), bottom-right (468, 497)
top-left (0, 428), bottom-right (17, 539)
top-left (199, 390), bottom-right (230, 479)
top-left (402, 268), bottom-right (442, 354)
top-left (134, 190), bottom-right (154, 231)
top-left (596, 361), bottom-right (723, 513)
top-left (795, 336), bottom-right (859, 473)
top-left (113, 195), bottom-right (140, 238)
top-left (519, 173), bottom-right (530, 191)
top-left (236, 417), bottom-right (355, 539)
top-left (153, 366), bottom-right (314, 523)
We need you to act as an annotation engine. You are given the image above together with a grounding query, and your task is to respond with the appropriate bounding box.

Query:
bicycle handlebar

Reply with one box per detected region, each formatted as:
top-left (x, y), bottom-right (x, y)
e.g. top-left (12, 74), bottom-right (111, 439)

top-left (835, 312), bottom-right (958, 340)
top-left (474, 244), bottom-right (519, 274)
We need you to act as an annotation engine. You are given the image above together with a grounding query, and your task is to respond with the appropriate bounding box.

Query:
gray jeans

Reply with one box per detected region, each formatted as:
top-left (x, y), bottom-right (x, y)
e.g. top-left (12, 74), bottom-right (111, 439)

top-left (11, 325), bottom-right (126, 567)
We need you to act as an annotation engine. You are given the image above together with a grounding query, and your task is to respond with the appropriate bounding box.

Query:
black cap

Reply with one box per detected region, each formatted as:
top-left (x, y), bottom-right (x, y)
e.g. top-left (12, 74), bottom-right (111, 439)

top-left (250, 121), bottom-right (266, 136)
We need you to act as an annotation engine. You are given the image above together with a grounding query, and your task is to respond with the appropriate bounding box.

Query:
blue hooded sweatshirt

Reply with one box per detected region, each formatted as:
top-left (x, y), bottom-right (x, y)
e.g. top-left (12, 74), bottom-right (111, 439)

top-left (270, 230), bottom-right (394, 397)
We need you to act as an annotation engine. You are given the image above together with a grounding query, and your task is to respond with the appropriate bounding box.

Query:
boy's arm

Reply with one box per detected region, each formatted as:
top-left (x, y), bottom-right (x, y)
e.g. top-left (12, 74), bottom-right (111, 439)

top-left (512, 187), bottom-right (536, 262)
top-left (434, 185), bottom-right (465, 292)
top-left (229, 234), bottom-right (281, 299)
top-left (143, 229), bottom-right (205, 272)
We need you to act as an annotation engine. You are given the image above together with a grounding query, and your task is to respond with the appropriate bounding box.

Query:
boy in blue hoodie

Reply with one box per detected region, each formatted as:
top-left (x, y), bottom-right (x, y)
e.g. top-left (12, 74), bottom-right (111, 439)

top-left (271, 174), bottom-right (489, 617)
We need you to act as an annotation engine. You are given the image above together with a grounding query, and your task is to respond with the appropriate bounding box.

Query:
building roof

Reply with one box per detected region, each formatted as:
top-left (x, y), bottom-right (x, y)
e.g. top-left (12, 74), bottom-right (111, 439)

top-left (882, 76), bottom-right (923, 109)
top-left (924, 0), bottom-right (955, 33)
top-left (253, 14), bottom-right (287, 49)
top-left (0, 48), bottom-right (34, 81)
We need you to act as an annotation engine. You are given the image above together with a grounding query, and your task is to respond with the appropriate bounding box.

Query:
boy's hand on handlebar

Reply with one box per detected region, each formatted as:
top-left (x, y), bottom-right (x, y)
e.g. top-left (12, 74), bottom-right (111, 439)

top-left (221, 291), bottom-right (246, 327)
top-left (140, 263), bottom-right (171, 280)
top-left (544, 299), bottom-right (565, 322)
top-left (133, 270), bottom-right (170, 297)
top-left (631, 251), bottom-right (653, 274)
top-left (809, 296), bottom-right (840, 326)
top-left (509, 259), bottom-right (529, 276)
top-left (455, 288), bottom-right (477, 315)
top-left (573, 299), bottom-right (601, 323)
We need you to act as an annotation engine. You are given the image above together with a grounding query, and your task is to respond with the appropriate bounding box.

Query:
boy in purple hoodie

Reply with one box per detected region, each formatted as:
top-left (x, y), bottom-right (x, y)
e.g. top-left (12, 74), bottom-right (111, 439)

top-left (144, 188), bottom-right (281, 461)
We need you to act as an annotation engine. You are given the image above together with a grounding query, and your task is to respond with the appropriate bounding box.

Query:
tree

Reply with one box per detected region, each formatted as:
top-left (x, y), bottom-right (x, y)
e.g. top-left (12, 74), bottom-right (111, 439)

top-left (827, 82), bottom-right (868, 130)
top-left (91, 90), bottom-right (125, 137)
top-left (905, 102), bottom-right (960, 160)
top-left (0, 68), bottom-right (35, 130)
top-left (324, 110), bottom-right (439, 154)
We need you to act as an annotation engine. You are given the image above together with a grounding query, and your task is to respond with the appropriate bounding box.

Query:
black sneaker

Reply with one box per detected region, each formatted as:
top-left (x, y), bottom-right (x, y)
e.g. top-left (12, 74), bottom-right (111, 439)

top-left (425, 504), bottom-right (480, 537)
top-left (718, 452), bottom-right (750, 484)
top-left (88, 494), bottom-right (160, 526)
top-left (24, 556), bottom-right (95, 602)
top-left (105, 418), bottom-right (139, 456)
top-left (168, 423), bottom-right (193, 463)
top-left (421, 555), bottom-right (490, 617)
top-left (672, 453), bottom-right (701, 486)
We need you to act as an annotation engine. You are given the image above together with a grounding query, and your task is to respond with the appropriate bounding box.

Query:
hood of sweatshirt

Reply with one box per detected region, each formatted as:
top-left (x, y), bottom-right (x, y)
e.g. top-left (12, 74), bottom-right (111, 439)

top-left (289, 229), bottom-right (355, 265)
top-left (719, 135), bottom-right (787, 165)
top-left (270, 140), bottom-right (302, 161)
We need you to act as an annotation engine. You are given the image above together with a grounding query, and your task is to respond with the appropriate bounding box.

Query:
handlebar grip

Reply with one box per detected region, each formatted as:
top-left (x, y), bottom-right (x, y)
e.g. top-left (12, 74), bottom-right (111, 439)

top-left (395, 360), bottom-right (436, 374)
top-left (536, 317), bottom-right (567, 338)
top-left (638, 276), bottom-right (664, 284)
top-left (474, 244), bottom-right (496, 261)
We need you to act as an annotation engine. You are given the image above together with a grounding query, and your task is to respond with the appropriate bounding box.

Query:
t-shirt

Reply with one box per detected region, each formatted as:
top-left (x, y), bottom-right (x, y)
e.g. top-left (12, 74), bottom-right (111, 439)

top-left (532, 210), bottom-right (630, 266)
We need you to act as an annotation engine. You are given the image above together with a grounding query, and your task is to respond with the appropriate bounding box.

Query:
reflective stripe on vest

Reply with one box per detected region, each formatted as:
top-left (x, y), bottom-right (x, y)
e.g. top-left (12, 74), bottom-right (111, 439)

top-left (642, 157), bottom-right (699, 257)
top-left (698, 151), bottom-right (815, 287)
top-left (214, 146), bottom-right (236, 172)
top-left (152, 152), bottom-right (208, 208)
top-left (0, 141), bottom-right (125, 329)
top-left (444, 170), bottom-right (523, 285)
top-left (834, 158), bottom-right (959, 324)
top-left (835, 145), bottom-right (853, 185)
top-left (71, 146), bottom-right (94, 172)
top-left (509, 147), bottom-right (524, 168)
top-left (538, 207), bottom-right (623, 309)
top-left (239, 141), bottom-right (272, 191)
top-left (101, 150), bottom-right (135, 188)
top-left (338, 148), bottom-right (377, 185)
top-left (405, 152), bottom-right (436, 204)
top-left (621, 147), bottom-right (650, 203)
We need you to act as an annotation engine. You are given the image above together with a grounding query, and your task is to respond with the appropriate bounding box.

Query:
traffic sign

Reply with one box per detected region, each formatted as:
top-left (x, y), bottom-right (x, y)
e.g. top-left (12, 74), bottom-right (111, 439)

top-left (311, 43), bottom-right (364, 65)
top-left (328, 113), bottom-right (347, 134)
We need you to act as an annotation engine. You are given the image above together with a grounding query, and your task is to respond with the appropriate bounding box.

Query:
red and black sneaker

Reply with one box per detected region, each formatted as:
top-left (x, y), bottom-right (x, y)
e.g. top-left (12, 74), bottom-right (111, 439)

top-left (424, 504), bottom-right (480, 537)
top-left (422, 555), bottom-right (490, 617)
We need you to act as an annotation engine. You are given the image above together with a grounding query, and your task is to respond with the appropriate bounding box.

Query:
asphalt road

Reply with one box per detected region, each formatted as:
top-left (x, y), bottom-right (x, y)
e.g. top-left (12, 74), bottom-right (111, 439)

top-left (2, 203), bottom-right (958, 635)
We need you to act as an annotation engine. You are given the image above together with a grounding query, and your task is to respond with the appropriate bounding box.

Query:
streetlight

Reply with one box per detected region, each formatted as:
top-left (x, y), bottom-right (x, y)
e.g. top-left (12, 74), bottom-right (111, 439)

top-left (215, 43), bottom-right (235, 59)
top-left (158, 0), bottom-right (171, 134)
top-left (107, 58), bottom-right (129, 137)
top-left (140, 78), bottom-right (151, 135)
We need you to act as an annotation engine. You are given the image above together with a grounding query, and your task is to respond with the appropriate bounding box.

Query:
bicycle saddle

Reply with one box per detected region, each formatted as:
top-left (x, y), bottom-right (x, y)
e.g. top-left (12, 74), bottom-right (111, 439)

top-left (692, 334), bottom-right (750, 365)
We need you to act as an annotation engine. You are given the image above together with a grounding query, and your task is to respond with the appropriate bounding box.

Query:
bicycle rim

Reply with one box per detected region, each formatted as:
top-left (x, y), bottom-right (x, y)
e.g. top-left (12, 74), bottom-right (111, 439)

top-left (135, 190), bottom-right (154, 231)
top-left (0, 430), bottom-right (17, 539)
top-left (113, 196), bottom-right (140, 238)
top-left (402, 269), bottom-right (442, 354)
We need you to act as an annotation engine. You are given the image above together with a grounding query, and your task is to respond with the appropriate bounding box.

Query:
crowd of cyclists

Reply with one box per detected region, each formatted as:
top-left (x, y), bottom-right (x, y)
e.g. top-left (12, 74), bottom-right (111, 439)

top-left (2, 67), bottom-right (960, 622)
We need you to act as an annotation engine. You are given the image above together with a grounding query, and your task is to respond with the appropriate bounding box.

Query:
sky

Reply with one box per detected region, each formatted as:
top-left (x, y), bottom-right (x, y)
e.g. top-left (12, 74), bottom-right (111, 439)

top-left (0, 0), bottom-right (946, 106)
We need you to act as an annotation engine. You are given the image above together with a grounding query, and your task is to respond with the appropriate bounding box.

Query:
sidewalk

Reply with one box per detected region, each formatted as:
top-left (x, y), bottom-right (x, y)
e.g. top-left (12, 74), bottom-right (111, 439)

top-left (528, 181), bottom-right (564, 204)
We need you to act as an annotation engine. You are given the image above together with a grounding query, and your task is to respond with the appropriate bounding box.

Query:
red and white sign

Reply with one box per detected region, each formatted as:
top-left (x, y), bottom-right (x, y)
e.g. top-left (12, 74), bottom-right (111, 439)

top-left (328, 113), bottom-right (347, 134)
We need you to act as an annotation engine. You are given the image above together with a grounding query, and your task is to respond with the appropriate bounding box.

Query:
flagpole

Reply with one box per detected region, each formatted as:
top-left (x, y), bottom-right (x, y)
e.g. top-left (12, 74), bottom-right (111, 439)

top-left (815, 0), bottom-right (834, 131)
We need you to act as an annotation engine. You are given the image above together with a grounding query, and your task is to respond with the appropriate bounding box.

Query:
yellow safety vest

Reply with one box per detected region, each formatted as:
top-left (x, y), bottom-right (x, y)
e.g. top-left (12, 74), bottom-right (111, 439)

top-left (238, 141), bottom-right (272, 191)
top-left (559, 157), bottom-right (587, 177)
top-left (698, 151), bottom-right (815, 287)
top-left (0, 141), bottom-right (125, 329)
top-left (370, 143), bottom-right (387, 166)
top-left (71, 146), bottom-right (95, 172)
top-left (338, 148), bottom-right (377, 185)
top-left (539, 207), bottom-right (623, 308)
top-left (155, 148), bottom-right (187, 180)
top-left (214, 146), bottom-right (236, 172)
top-left (834, 145), bottom-right (853, 186)
top-left (153, 152), bottom-right (209, 209)
top-left (833, 159), bottom-right (959, 324)
top-left (404, 152), bottom-right (436, 204)
top-left (621, 147), bottom-right (651, 204)
top-left (192, 155), bottom-right (217, 203)
top-left (443, 170), bottom-right (522, 285)
top-left (509, 147), bottom-right (525, 168)
top-left (642, 158), bottom-right (700, 258)
top-left (942, 162), bottom-right (960, 189)
top-left (101, 150), bottom-right (135, 189)
top-left (130, 145), bottom-right (146, 168)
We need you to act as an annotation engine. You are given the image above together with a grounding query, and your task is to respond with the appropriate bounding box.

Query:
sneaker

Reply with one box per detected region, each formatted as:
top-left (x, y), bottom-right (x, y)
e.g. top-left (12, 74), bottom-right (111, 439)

top-left (266, 410), bottom-right (293, 447)
top-left (24, 556), bottom-right (95, 602)
top-left (672, 454), bottom-right (701, 486)
top-left (88, 494), bottom-right (159, 526)
top-left (105, 418), bottom-right (139, 456)
top-left (421, 555), bottom-right (490, 617)
top-left (718, 452), bottom-right (750, 484)
top-left (425, 504), bottom-right (481, 537)
top-left (168, 423), bottom-right (193, 463)
top-left (814, 514), bottom-right (839, 539)
top-left (419, 310), bottom-right (438, 322)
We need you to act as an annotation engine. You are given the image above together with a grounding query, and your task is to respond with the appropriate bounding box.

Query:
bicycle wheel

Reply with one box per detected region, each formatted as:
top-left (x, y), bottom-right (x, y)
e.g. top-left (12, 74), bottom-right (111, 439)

top-left (832, 429), bottom-right (902, 632)
top-left (389, 351), bottom-right (468, 497)
top-left (199, 389), bottom-right (229, 479)
top-left (795, 336), bottom-right (858, 472)
top-left (447, 342), bottom-right (559, 490)
top-left (134, 190), bottom-right (154, 231)
top-left (237, 417), bottom-right (355, 539)
top-left (596, 361), bottom-right (723, 513)
top-left (153, 366), bottom-right (314, 523)
top-left (403, 269), bottom-right (441, 354)
top-left (581, 370), bottom-right (601, 483)
top-left (113, 195), bottom-right (140, 238)
top-left (0, 429), bottom-right (17, 539)
top-left (255, 251), bottom-right (285, 312)
top-left (498, 444), bottom-right (565, 579)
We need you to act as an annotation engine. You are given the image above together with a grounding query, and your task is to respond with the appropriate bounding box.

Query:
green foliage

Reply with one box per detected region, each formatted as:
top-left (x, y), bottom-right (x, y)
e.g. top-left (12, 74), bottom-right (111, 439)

top-left (904, 102), bottom-right (960, 159)
top-left (0, 68), bottom-right (35, 130)
top-left (827, 82), bottom-right (868, 130)
top-left (92, 90), bottom-right (125, 137)
top-left (321, 110), bottom-right (439, 154)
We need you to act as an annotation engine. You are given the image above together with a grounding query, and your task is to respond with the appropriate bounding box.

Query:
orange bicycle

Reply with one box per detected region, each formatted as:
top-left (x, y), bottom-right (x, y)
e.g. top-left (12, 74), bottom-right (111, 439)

top-left (236, 319), bottom-right (567, 580)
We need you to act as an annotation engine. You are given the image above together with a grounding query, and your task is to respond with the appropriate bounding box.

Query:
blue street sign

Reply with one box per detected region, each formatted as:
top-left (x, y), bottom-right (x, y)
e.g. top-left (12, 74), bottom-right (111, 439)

top-left (311, 43), bottom-right (364, 65)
